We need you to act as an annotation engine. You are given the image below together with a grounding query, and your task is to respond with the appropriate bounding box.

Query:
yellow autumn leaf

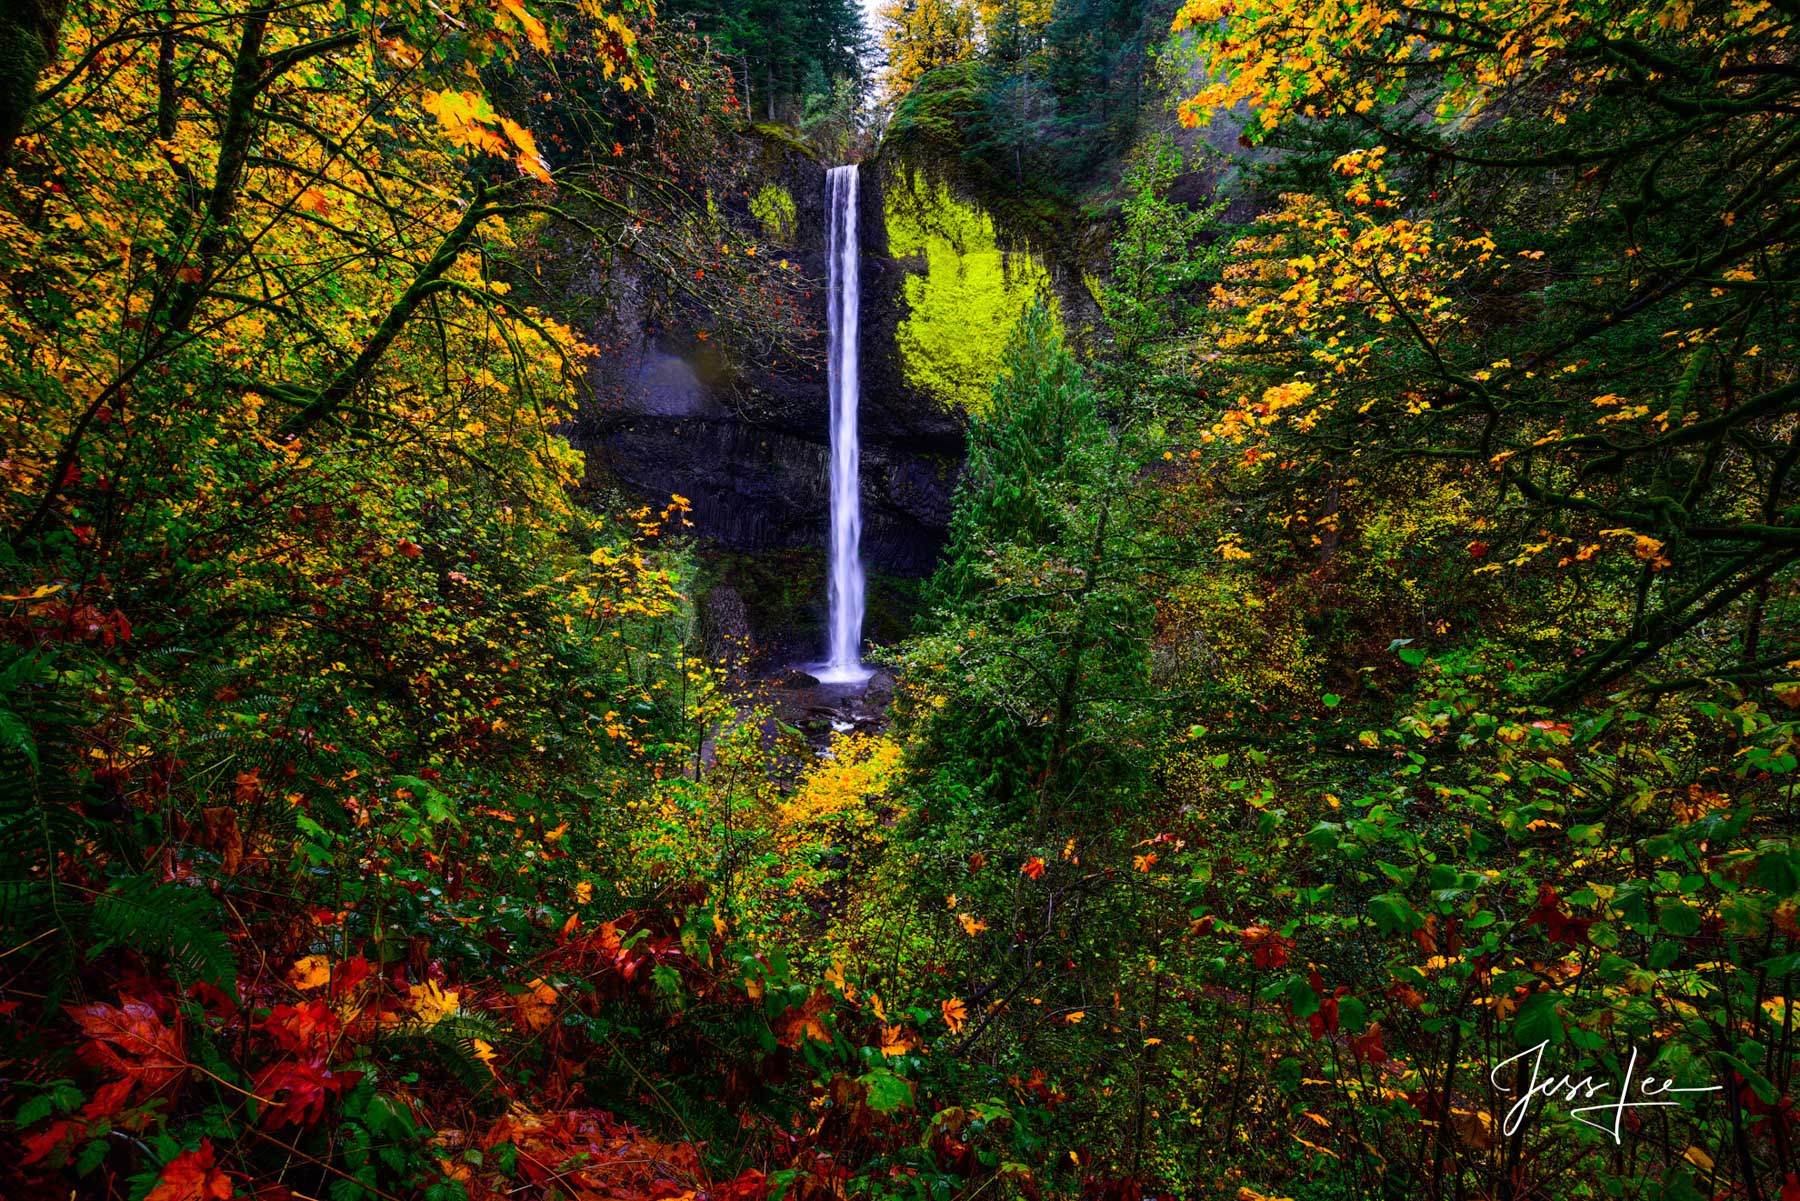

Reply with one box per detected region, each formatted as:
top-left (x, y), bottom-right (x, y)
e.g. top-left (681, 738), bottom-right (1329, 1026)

top-left (0, 582), bottom-right (64, 602)
top-left (288, 955), bottom-right (332, 990)
top-left (408, 979), bottom-right (460, 1025)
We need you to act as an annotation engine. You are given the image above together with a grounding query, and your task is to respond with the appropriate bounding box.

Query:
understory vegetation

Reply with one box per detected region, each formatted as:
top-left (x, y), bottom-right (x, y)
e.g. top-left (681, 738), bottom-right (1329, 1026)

top-left (4, 1), bottom-right (1800, 1200)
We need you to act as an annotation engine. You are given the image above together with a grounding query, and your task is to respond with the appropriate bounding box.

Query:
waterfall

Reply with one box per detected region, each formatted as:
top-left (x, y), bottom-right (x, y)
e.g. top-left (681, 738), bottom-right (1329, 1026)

top-left (817, 163), bottom-right (872, 685)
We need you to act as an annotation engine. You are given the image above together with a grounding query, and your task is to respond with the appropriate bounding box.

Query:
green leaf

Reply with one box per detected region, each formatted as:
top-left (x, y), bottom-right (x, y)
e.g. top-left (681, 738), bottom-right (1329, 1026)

top-left (859, 1068), bottom-right (914, 1113)
top-left (1514, 991), bottom-right (1564, 1048)
top-left (1757, 951), bottom-right (1800, 976)
top-left (1367, 894), bottom-right (1424, 934)
top-left (1659, 902), bottom-right (1701, 937)
top-left (1286, 975), bottom-right (1320, 1019)
top-left (1322, 693), bottom-right (1341, 708)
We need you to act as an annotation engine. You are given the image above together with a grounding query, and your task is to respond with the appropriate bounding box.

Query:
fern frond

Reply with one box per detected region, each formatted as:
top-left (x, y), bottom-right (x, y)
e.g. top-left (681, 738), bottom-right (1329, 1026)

top-left (88, 874), bottom-right (238, 993)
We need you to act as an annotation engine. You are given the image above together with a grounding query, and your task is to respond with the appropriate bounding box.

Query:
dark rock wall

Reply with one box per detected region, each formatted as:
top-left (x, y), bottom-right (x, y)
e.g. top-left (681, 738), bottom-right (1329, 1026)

top-left (569, 136), bottom-right (962, 580)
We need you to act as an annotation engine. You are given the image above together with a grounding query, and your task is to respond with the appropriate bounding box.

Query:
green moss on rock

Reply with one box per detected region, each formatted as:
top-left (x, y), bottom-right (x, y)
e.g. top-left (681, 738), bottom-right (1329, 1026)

top-left (886, 183), bottom-right (1051, 414)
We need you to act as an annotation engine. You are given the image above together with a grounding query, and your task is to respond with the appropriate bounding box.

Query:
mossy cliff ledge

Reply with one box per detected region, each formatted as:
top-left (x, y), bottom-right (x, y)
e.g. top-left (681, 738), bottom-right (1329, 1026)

top-left (565, 133), bottom-right (961, 579)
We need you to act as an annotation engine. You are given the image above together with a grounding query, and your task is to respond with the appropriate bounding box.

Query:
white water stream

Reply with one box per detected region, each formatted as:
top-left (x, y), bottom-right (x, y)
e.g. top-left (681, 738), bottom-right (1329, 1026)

top-left (816, 163), bottom-right (872, 685)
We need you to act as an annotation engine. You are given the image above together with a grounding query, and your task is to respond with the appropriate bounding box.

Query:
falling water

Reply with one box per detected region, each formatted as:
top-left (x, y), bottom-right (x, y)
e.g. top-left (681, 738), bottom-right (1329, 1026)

top-left (817, 164), bottom-right (872, 685)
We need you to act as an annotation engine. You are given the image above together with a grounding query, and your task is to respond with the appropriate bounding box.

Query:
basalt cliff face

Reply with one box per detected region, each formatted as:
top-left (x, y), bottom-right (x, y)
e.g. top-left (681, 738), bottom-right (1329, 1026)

top-left (567, 136), bottom-right (961, 580)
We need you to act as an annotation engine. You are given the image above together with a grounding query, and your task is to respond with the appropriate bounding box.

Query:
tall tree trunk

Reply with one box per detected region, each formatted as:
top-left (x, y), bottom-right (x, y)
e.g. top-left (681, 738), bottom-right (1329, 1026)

top-left (0, 0), bottom-right (67, 166)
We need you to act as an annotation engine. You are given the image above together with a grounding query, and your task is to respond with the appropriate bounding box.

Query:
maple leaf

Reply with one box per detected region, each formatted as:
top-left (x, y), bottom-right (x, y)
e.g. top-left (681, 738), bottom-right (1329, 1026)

top-left (199, 806), bottom-right (243, 875)
top-left (776, 989), bottom-right (832, 1048)
top-left (1021, 856), bottom-right (1046, 880)
top-left (1240, 925), bottom-right (1293, 969)
top-left (287, 955), bottom-right (332, 990)
top-left (956, 913), bottom-right (988, 937)
top-left (257, 1001), bottom-right (340, 1056)
top-left (497, 0), bottom-right (551, 53)
top-left (145, 1141), bottom-right (233, 1201)
top-left (880, 1025), bottom-right (911, 1057)
top-left (407, 979), bottom-right (460, 1025)
top-left (69, 996), bottom-right (186, 1097)
top-left (422, 89), bottom-right (509, 157)
top-left (1522, 884), bottom-right (1594, 947)
top-left (84, 1077), bottom-right (136, 1121)
top-left (254, 1060), bottom-right (360, 1128)
top-left (941, 997), bottom-right (967, 1034)
top-left (512, 977), bottom-right (558, 1031)
top-left (500, 117), bottom-right (552, 183)
top-left (19, 1118), bottom-right (86, 1166)
top-left (296, 188), bottom-right (331, 215)
top-left (1349, 1024), bottom-right (1388, 1064)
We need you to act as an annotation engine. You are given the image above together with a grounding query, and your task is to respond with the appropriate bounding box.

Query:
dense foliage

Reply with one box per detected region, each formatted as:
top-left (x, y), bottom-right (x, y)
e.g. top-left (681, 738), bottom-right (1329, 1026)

top-left (664, 0), bottom-right (865, 126)
top-left (6, 0), bottom-right (1800, 1199)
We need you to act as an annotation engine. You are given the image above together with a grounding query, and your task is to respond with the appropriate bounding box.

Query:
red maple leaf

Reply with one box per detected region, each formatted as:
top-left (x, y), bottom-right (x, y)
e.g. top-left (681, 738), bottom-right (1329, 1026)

top-left (69, 996), bottom-right (186, 1098)
top-left (254, 1059), bottom-right (361, 1128)
top-left (1241, 925), bottom-right (1293, 969)
top-left (19, 1118), bottom-right (86, 1166)
top-left (1522, 884), bottom-right (1594, 947)
top-left (1350, 1024), bottom-right (1388, 1064)
top-left (1304, 970), bottom-right (1347, 1039)
top-left (257, 1001), bottom-right (342, 1057)
top-left (145, 1140), bottom-right (234, 1201)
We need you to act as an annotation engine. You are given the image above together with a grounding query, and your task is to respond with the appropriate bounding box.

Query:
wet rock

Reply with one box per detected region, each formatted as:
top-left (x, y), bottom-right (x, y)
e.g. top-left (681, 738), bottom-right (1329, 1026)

top-left (699, 584), bottom-right (753, 670)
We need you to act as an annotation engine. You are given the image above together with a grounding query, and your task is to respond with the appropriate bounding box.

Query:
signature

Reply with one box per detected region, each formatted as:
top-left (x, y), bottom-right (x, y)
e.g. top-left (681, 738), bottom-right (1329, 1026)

top-left (1490, 1042), bottom-right (1722, 1143)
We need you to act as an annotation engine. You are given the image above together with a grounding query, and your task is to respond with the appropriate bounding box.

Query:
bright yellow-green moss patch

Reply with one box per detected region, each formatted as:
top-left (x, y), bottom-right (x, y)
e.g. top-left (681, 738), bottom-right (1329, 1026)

top-left (886, 184), bottom-right (1050, 413)
top-left (751, 183), bottom-right (797, 243)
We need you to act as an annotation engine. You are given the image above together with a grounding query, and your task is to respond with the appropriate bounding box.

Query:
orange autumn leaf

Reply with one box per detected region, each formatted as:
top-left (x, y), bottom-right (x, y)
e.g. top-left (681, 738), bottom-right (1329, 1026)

top-left (941, 997), bottom-right (968, 1034)
top-left (497, 0), bottom-right (551, 53)
top-left (1021, 856), bottom-right (1045, 880)
top-left (288, 955), bottom-right (332, 991)
top-left (500, 117), bottom-right (551, 183)
top-left (776, 989), bottom-right (833, 1048)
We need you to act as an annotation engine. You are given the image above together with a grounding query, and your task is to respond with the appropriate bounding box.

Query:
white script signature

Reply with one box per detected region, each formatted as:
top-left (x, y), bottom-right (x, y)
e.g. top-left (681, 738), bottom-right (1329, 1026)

top-left (1490, 1042), bottom-right (1723, 1143)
